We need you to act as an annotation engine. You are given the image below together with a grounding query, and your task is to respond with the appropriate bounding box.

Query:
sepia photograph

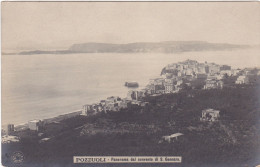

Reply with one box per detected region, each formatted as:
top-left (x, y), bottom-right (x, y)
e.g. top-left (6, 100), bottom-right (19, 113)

top-left (1, 1), bottom-right (260, 167)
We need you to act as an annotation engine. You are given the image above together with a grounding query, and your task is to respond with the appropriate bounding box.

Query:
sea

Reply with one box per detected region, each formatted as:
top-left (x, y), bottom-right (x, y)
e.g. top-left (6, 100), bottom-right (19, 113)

top-left (2, 48), bottom-right (260, 125)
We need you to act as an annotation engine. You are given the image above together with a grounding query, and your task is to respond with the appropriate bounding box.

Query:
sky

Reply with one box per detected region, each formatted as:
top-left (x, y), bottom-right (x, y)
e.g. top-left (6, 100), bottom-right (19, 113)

top-left (2, 2), bottom-right (260, 52)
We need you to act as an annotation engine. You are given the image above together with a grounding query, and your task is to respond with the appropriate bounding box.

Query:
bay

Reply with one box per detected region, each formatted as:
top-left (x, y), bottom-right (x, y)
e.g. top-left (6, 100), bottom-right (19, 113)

top-left (2, 48), bottom-right (260, 125)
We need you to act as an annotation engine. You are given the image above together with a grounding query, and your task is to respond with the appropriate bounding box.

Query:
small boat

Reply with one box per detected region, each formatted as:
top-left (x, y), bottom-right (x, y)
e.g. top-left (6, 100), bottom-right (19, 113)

top-left (125, 82), bottom-right (139, 88)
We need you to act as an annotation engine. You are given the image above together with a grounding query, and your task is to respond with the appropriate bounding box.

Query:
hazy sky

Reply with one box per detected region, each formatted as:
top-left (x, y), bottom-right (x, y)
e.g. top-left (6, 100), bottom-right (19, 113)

top-left (2, 2), bottom-right (260, 52)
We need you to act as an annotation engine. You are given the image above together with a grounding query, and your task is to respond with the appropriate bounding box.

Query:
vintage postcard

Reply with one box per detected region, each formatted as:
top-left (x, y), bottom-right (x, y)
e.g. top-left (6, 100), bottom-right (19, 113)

top-left (1, 2), bottom-right (260, 167)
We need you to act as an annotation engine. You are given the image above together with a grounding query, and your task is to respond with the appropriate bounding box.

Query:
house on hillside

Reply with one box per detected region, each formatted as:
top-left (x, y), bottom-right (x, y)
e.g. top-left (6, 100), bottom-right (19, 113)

top-left (39, 138), bottom-right (50, 143)
top-left (28, 120), bottom-right (41, 131)
top-left (160, 133), bottom-right (184, 143)
top-left (200, 109), bottom-right (220, 122)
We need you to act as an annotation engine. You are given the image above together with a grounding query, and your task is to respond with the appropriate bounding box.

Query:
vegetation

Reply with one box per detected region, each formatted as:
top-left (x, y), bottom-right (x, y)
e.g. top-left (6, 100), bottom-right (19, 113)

top-left (2, 82), bottom-right (260, 167)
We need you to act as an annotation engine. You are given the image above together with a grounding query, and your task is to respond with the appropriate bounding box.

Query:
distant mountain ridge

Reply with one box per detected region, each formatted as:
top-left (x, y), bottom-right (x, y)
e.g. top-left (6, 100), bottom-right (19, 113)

top-left (6, 41), bottom-right (252, 55)
top-left (69, 41), bottom-right (249, 53)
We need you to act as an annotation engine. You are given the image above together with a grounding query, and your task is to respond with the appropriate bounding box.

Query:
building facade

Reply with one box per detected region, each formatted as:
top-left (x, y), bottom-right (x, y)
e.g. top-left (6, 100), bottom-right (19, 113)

top-left (28, 120), bottom-right (41, 131)
top-left (235, 75), bottom-right (249, 84)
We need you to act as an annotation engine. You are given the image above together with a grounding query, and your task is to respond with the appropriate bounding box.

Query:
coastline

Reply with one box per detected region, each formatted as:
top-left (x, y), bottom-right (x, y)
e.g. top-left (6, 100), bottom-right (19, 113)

top-left (3, 57), bottom-right (260, 132)
top-left (12, 110), bottom-right (82, 131)
top-left (2, 51), bottom-right (260, 126)
top-left (3, 85), bottom-right (149, 130)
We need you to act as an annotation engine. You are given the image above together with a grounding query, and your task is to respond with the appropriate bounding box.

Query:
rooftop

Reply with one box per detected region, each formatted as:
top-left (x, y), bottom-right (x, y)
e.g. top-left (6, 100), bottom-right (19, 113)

top-left (170, 133), bottom-right (184, 138)
top-left (29, 120), bottom-right (40, 123)
top-left (41, 138), bottom-right (50, 141)
top-left (202, 109), bottom-right (220, 113)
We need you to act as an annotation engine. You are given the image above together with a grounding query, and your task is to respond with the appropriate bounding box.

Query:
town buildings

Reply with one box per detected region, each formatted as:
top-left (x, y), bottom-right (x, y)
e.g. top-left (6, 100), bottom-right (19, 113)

top-left (5, 59), bottom-right (260, 145)
top-left (81, 94), bottom-right (145, 116)
top-left (82, 104), bottom-right (98, 116)
top-left (152, 60), bottom-right (231, 93)
top-left (155, 60), bottom-right (255, 94)
top-left (24, 59), bottom-right (258, 128)
top-left (1, 135), bottom-right (20, 144)
top-left (204, 79), bottom-right (223, 89)
top-left (148, 78), bottom-right (165, 94)
top-left (164, 78), bottom-right (175, 93)
top-left (46, 60), bottom-right (260, 127)
top-left (235, 75), bottom-right (249, 84)
top-left (127, 90), bottom-right (145, 101)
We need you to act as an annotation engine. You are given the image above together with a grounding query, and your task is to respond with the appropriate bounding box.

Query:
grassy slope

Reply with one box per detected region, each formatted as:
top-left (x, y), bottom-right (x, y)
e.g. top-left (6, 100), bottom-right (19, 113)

top-left (2, 83), bottom-right (260, 167)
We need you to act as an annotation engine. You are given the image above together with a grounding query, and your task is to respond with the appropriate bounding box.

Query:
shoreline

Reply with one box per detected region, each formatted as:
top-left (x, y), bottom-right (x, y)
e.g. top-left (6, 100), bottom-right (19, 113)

top-left (5, 109), bottom-right (83, 131)
top-left (3, 86), bottom-right (148, 130)
top-left (3, 58), bottom-right (260, 132)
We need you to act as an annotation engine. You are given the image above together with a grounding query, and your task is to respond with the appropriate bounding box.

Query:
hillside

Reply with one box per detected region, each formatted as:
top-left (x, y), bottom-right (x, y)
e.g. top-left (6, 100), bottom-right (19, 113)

top-left (15, 41), bottom-right (250, 55)
top-left (69, 41), bottom-right (248, 53)
top-left (2, 82), bottom-right (260, 167)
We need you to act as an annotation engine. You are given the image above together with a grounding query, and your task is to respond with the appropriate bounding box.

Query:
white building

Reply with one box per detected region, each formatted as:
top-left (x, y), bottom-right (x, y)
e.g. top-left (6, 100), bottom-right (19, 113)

top-left (2, 135), bottom-right (20, 144)
top-left (161, 133), bottom-right (184, 143)
top-left (235, 75), bottom-right (249, 84)
top-left (82, 104), bottom-right (89, 116)
top-left (164, 78), bottom-right (175, 93)
top-left (176, 79), bottom-right (183, 86)
top-left (39, 138), bottom-right (50, 143)
top-left (2, 124), bottom-right (14, 135)
top-left (204, 79), bottom-right (223, 89)
top-left (201, 109), bottom-right (220, 122)
top-left (177, 71), bottom-right (182, 77)
top-left (28, 120), bottom-right (41, 131)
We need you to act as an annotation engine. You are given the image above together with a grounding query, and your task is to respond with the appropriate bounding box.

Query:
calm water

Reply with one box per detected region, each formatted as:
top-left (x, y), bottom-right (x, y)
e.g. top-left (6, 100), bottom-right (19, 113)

top-left (2, 49), bottom-right (260, 125)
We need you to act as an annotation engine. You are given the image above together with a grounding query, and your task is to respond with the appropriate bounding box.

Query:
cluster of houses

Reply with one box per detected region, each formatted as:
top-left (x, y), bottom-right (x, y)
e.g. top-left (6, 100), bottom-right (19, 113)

top-left (2, 135), bottom-right (20, 144)
top-left (145, 59), bottom-right (259, 94)
top-left (80, 59), bottom-right (260, 118)
top-left (82, 96), bottom-right (130, 115)
top-left (81, 90), bottom-right (149, 116)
